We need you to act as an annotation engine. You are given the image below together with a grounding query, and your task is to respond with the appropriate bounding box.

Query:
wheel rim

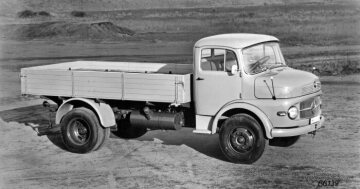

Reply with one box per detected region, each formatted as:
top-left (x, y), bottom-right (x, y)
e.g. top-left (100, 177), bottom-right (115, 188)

top-left (229, 128), bottom-right (255, 153)
top-left (67, 118), bottom-right (91, 145)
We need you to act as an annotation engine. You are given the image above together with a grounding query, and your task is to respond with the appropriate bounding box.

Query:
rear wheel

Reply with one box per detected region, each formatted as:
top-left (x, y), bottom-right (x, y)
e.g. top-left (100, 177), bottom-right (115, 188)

top-left (219, 113), bottom-right (266, 164)
top-left (93, 127), bottom-right (110, 151)
top-left (60, 107), bottom-right (108, 153)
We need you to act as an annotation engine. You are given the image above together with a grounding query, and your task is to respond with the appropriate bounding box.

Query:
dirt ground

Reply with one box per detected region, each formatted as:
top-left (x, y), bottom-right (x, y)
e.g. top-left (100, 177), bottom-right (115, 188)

top-left (0, 0), bottom-right (360, 188)
top-left (0, 42), bottom-right (359, 188)
top-left (0, 74), bottom-right (359, 189)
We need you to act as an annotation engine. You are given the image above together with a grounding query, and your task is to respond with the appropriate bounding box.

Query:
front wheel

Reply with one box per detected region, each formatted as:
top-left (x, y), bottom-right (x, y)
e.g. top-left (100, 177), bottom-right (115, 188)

top-left (60, 107), bottom-right (109, 153)
top-left (219, 113), bottom-right (266, 164)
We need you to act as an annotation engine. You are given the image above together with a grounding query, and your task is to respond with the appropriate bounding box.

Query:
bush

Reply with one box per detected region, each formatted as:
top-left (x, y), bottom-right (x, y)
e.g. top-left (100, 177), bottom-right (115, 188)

top-left (18, 10), bottom-right (36, 18)
top-left (18, 10), bottom-right (51, 18)
top-left (71, 11), bottom-right (86, 17)
top-left (321, 59), bottom-right (360, 75)
top-left (237, 12), bottom-right (256, 18)
top-left (248, 12), bottom-right (255, 18)
top-left (289, 59), bottom-right (360, 76)
top-left (38, 11), bottom-right (50, 17)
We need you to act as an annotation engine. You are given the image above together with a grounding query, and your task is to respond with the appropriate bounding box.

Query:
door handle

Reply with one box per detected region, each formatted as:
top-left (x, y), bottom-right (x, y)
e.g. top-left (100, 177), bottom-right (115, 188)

top-left (196, 77), bottom-right (204, 81)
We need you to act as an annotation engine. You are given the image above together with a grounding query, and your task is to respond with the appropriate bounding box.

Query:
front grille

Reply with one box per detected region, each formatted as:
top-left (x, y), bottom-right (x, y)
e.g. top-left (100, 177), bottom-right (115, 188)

top-left (300, 96), bottom-right (321, 119)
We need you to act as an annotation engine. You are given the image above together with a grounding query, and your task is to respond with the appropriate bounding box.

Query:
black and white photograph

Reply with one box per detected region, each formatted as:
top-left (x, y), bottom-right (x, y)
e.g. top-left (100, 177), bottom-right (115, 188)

top-left (0, 0), bottom-right (359, 188)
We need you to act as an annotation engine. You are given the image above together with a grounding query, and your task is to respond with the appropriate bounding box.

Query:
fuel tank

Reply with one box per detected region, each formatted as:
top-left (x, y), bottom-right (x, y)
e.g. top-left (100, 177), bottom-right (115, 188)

top-left (129, 110), bottom-right (184, 130)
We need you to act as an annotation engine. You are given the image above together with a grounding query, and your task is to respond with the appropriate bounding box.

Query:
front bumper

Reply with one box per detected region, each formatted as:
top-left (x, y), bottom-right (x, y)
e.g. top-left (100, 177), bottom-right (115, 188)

top-left (271, 116), bottom-right (325, 137)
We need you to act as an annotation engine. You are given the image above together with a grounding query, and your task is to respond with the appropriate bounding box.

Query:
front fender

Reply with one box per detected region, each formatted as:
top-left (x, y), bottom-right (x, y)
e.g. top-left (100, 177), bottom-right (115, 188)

top-left (211, 102), bottom-right (274, 139)
top-left (55, 98), bottom-right (115, 127)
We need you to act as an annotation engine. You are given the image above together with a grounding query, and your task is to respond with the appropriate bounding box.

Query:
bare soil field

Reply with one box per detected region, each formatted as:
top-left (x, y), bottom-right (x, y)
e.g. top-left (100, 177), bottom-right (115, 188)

top-left (0, 0), bottom-right (359, 188)
top-left (0, 76), bottom-right (359, 188)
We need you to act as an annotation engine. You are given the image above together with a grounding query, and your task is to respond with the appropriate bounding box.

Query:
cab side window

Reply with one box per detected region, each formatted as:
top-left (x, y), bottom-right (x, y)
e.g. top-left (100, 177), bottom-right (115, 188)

top-left (225, 50), bottom-right (237, 72)
top-left (201, 48), bottom-right (238, 72)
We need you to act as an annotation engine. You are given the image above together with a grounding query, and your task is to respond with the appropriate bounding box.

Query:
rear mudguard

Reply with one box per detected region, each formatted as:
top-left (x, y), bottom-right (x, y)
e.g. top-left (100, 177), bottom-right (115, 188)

top-left (55, 98), bottom-right (115, 127)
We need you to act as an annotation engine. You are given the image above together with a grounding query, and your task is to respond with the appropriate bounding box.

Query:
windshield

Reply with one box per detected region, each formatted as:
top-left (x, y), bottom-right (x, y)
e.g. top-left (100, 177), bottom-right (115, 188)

top-left (242, 42), bottom-right (286, 75)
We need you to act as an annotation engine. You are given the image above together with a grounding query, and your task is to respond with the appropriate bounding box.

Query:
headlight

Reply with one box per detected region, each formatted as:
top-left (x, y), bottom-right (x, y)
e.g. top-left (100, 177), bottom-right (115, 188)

top-left (288, 106), bottom-right (298, 120)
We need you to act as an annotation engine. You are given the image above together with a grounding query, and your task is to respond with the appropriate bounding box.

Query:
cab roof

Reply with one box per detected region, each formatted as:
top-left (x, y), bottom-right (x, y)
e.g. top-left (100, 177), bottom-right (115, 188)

top-left (194, 33), bottom-right (279, 49)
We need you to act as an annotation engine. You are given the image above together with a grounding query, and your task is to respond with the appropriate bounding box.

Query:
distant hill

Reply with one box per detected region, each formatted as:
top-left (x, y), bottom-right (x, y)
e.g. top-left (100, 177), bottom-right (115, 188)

top-left (0, 0), bottom-right (356, 15)
top-left (7, 21), bottom-right (135, 40)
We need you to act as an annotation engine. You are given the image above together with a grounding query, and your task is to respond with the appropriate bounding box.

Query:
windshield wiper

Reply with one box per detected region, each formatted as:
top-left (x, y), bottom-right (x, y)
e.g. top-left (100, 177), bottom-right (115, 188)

top-left (268, 63), bottom-right (287, 70)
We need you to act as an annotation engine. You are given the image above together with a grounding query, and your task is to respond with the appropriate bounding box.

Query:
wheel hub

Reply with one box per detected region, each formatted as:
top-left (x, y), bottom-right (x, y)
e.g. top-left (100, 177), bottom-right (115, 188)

top-left (230, 128), bottom-right (255, 152)
top-left (237, 136), bottom-right (246, 144)
top-left (77, 125), bottom-right (88, 135)
top-left (69, 119), bottom-right (90, 145)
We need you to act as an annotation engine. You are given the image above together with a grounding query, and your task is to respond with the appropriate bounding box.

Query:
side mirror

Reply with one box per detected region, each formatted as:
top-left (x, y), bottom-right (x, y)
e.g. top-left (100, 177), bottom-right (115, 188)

top-left (230, 65), bottom-right (239, 75)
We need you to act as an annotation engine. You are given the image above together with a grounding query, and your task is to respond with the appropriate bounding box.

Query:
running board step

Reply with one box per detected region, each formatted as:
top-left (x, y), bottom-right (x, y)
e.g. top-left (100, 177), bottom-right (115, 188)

top-left (193, 129), bottom-right (212, 134)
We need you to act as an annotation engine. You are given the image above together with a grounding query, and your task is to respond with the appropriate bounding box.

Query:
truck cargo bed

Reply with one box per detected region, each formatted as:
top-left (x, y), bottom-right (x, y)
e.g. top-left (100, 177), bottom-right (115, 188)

top-left (21, 61), bottom-right (193, 104)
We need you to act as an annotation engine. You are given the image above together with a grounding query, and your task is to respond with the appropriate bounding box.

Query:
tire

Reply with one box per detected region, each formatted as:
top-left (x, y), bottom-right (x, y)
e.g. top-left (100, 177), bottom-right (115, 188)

top-left (219, 113), bottom-right (266, 164)
top-left (60, 107), bottom-right (108, 153)
top-left (93, 127), bottom-right (110, 151)
top-left (269, 136), bottom-right (300, 147)
top-left (112, 118), bottom-right (147, 139)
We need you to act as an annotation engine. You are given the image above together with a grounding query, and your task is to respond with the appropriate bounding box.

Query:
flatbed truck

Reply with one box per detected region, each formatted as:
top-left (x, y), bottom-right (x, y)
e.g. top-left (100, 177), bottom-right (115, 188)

top-left (20, 33), bottom-right (324, 163)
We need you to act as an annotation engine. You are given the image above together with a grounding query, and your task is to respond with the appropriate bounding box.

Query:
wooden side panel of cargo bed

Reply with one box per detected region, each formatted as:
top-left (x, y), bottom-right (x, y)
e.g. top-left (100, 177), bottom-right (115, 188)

top-left (123, 73), bottom-right (177, 102)
top-left (23, 70), bottom-right (72, 96)
top-left (73, 71), bottom-right (123, 99)
top-left (22, 67), bottom-right (191, 103)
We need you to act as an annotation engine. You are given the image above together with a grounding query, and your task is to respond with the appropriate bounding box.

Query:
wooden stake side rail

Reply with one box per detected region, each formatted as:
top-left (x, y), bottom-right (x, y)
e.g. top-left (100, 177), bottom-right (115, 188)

top-left (20, 61), bottom-right (192, 104)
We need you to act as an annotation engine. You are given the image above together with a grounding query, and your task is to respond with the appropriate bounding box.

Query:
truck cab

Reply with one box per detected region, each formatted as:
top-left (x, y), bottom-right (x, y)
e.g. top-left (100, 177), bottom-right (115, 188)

top-left (192, 34), bottom-right (324, 163)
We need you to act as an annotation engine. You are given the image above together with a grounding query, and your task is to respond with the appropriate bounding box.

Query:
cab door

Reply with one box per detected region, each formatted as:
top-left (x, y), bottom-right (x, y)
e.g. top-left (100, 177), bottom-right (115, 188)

top-left (194, 47), bottom-right (242, 116)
